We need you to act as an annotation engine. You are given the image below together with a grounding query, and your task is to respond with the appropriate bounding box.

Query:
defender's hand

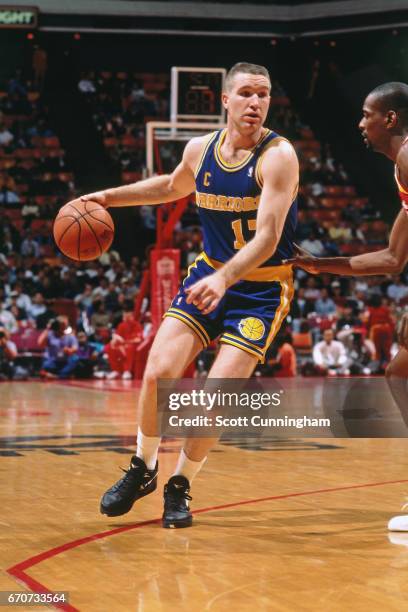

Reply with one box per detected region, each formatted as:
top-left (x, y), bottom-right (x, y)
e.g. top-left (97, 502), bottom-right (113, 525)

top-left (397, 313), bottom-right (408, 350)
top-left (283, 243), bottom-right (320, 274)
top-left (185, 271), bottom-right (227, 315)
top-left (80, 190), bottom-right (109, 208)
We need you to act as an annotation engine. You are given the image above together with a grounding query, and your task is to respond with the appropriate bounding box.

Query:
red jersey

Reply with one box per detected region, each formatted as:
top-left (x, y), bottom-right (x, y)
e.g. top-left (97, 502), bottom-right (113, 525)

top-left (277, 343), bottom-right (297, 377)
top-left (116, 318), bottom-right (143, 341)
top-left (367, 305), bottom-right (394, 329)
top-left (394, 165), bottom-right (408, 214)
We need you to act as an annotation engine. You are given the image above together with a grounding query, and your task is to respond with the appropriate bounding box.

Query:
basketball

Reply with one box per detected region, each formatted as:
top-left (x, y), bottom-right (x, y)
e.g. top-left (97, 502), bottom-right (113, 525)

top-left (53, 199), bottom-right (114, 261)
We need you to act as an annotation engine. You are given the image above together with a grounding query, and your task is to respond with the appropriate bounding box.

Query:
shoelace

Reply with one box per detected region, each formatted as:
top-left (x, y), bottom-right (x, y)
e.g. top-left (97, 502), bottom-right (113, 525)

top-left (110, 466), bottom-right (142, 492)
top-left (165, 489), bottom-right (192, 511)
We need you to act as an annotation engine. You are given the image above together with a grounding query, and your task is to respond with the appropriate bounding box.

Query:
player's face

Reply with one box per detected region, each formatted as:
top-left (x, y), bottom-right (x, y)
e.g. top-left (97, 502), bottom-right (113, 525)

top-left (223, 73), bottom-right (271, 134)
top-left (359, 95), bottom-right (388, 152)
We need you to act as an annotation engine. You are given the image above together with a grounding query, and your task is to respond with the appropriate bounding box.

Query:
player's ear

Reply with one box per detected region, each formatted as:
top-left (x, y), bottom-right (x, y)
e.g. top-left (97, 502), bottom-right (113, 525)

top-left (386, 110), bottom-right (397, 128)
top-left (221, 91), bottom-right (229, 110)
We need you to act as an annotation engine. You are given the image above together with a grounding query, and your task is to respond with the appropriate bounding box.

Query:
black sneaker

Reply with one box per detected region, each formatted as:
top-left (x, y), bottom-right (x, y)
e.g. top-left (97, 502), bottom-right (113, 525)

top-left (162, 475), bottom-right (193, 528)
top-left (100, 456), bottom-right (158, 517)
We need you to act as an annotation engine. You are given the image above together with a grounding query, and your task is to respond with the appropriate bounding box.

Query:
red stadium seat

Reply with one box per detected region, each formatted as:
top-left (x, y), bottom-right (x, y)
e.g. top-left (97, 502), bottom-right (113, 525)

top-left (43, 137), bottom-right (61, 148)
top-left (103, 137), bottom-right (118, 148)
top-left (11, 328), bottom-right (43, 355)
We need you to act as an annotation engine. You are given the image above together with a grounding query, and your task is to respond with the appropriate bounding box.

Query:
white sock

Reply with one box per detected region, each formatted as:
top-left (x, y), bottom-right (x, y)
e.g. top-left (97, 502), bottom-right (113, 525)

top-left (173, 449), bottom-right (207, 484)
top-left (135, 428), bottom-right (161, 470)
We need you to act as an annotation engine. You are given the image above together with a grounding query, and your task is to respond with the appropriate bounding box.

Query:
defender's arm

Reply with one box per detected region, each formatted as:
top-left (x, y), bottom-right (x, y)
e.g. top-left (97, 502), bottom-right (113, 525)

top-left (288, 208), bottom-right (408, 276)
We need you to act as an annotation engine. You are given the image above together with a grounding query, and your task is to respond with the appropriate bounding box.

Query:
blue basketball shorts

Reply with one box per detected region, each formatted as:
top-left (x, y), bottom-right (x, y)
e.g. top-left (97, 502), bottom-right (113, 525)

top-left (164, 252), bottom-right (294, 363)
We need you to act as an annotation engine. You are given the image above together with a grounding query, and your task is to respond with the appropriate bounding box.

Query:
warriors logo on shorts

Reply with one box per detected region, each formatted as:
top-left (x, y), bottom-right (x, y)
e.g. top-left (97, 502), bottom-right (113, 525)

top-left (238, 317), bottom-right (265, 341)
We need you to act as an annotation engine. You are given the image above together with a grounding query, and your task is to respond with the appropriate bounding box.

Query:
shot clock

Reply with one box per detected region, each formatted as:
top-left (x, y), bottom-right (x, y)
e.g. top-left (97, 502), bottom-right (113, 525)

top-left (170, 67), bottom-right (226, 123)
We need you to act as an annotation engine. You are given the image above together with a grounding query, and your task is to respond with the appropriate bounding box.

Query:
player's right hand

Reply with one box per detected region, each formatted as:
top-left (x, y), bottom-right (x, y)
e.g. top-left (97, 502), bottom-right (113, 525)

top-left (283, 243), bottom-right (320, 274)
top-left (397, 313), bottom-right (408, 350)
top-left (80, 190), bottom-right (109, 208)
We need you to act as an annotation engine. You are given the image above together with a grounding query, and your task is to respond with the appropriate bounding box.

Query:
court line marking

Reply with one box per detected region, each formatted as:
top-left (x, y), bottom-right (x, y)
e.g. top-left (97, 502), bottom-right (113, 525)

top-left (6, 477), bottom-right (408, 612)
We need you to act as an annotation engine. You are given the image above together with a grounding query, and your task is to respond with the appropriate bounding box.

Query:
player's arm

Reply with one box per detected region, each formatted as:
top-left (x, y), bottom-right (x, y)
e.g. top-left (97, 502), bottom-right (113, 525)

top-left (81, 137), bottom-right (204, 207)
top-left (287, 208), bottom-right (408, 276)
top-left (186, 141), bottom-right (299, 314)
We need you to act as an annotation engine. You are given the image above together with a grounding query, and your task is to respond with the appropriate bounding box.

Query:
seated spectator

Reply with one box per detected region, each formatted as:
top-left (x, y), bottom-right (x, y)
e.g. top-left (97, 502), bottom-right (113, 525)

top-left (0, 326), bottom-right (17, 380)
top-left (289, 287), bottom-right (315, 331)
top-left (303, 276), bottom-right (321, 301)
top-left (315, 288), bottom-right (336, 316)
top-left (336, 303), bottom-right (363, 333)
top-left (328, 221), bottom-right (353, 243)
top-left (387, 275), bottom-right (408, 304)
top-left (9, 283), bottom-right (32, 313)
top-left (0, 303), bottom-right (18, 334)
top-left (27, 292), bottom-right (47, 325)
top-left (38, 316), bottom-right (79, 379)
top-left (90, 300), bottom-right (111, 331)
top-left (74, 283), bottom-right (94, 312)
top-left (103, 301), bottom-right (143, 379)
top-left (300, 231), bottom-right (325, 256)
top-left (7, 296), bottom-right (27, 325)
top-left (20, 232), bottom-right (40, 258)
top-left (312, 329), bottom-right (350, 376)
top-left (21, 200), bottom-right (40, 227)
top-left (104, 282), bottom-right (120, 313)
top-left (73, 331), bottom-right (99, 378)
top-left (0, 124), bottom-right (14, 146)
top-left (0, 187), bottom-right (19, 205)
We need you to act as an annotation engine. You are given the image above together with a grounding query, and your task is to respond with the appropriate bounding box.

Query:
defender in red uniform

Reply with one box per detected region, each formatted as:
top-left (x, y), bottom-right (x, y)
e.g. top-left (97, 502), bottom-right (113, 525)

top-left (286, 82), bottom-right (408, 531)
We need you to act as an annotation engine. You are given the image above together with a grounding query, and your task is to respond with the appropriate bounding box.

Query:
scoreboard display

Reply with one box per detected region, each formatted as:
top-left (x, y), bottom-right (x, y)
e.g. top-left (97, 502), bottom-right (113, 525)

top-left (171, 67), bottom-right (226, 122)
top-left (0, 6), bottom-right (38, 28)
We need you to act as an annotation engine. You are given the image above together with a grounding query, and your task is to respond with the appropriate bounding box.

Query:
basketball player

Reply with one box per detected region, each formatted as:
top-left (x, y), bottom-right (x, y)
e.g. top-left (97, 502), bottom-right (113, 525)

top-left (285, 82), bottom-right (408, 531)
top-left (81, 62), bottom-right (299, 528)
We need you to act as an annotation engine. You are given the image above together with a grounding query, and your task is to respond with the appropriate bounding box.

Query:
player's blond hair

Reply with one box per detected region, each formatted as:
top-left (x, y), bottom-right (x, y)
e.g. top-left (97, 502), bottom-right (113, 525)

top-left (225, 62), bottom-right (271, 92)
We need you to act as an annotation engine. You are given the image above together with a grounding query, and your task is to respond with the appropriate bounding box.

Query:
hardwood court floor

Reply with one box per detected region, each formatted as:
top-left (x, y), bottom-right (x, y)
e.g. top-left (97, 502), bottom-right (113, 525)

top-left (1, 381), bottom-right (408, 612)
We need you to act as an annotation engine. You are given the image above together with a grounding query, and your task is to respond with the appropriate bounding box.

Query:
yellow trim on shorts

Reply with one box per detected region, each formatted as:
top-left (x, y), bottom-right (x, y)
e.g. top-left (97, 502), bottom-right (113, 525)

top-left (263, 277), bottom-right (295, 351)
top-left (165, 307), bottom-right (211, 345)
top-left (219, 337), bottom-right (263, 360)
top-left (221, 332), bottom-right (264, 355)
top-left (183, 253), bottom-right (206, 285)
top-left (164, 311), bottom-right (209, 348)
top-left (194, 131), bottom-right (219, 178)
top-left (201, 251), bottom-right (293, 282)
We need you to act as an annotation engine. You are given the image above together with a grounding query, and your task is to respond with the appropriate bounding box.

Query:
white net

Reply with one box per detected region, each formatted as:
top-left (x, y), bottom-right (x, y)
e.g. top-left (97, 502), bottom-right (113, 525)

top-left (146, 121), bottom-right (226, 176)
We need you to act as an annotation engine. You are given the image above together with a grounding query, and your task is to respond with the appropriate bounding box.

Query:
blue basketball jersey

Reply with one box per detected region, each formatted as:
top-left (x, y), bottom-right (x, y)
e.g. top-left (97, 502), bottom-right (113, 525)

top-left (194, 128), bottom-right (297, 267)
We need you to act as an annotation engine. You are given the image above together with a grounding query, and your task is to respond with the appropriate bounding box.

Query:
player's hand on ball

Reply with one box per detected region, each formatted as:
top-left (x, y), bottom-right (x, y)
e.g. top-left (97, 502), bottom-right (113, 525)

top-left (80, 190), bottom-right (109, 208)
top-left (283, 243), bottom-right (320, 274)
top-left (185, 271), bottom-right (226, 315)
top-left (397, 313), bottom-right (408, 350)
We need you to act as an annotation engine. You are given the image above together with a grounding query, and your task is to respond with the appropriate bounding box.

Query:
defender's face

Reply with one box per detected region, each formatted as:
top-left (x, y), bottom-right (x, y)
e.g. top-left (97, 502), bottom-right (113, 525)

top-left (223, 73), bottom-right (271, 133)
top-left (359, 94), bottom-right (388, 152)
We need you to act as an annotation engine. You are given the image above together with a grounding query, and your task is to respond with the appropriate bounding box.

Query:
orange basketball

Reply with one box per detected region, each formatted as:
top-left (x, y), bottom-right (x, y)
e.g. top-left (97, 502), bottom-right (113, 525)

top-left (53, 199), bottom-right (114, 261)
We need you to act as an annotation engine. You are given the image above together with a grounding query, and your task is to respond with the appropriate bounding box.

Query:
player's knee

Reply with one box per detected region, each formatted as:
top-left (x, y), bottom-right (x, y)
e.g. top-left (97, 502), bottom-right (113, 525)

top-left (143, 358), bottom-right (174, 387)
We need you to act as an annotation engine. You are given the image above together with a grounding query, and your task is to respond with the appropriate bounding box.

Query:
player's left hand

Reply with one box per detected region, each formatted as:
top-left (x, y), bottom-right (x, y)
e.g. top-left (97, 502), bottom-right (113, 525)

top-left (185, 271), bottom-right (227, 315)
top-left (397, 312), bottom-right (408, 350)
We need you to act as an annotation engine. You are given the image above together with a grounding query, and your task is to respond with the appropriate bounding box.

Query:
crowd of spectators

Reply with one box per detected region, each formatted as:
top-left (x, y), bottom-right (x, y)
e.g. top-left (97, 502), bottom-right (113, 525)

top-left (78, 70), bottom-right (169, 177)
top-left (0, 68), bottom-right (75, 245)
